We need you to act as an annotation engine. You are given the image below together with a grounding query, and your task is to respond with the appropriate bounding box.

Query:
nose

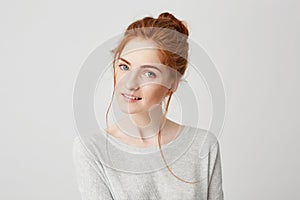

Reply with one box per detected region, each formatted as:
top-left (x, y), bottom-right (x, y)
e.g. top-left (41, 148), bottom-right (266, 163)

top-left (125, 70), bottom-right (140, 91)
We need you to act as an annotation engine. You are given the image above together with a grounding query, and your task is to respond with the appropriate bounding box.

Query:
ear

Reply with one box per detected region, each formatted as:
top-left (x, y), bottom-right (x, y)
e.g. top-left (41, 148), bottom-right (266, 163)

top-left (165, 88), bottom-right (172, 97)
top-left (169, 79), bottom-right (180, 93)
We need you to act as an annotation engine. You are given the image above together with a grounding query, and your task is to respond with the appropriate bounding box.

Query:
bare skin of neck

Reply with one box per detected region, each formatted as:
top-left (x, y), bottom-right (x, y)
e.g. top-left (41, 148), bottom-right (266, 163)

top-left (105, 104), bottom-right (184, 148)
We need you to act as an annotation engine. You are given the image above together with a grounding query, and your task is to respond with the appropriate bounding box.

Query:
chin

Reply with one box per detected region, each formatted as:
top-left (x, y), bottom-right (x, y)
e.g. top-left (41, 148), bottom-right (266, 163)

top-left (119, 107), bottom-right (138, 114)
top-left (121, 109), bottom-right (150, 115)
top-left (116, 94), bottom-right (144, 114)
top-left (117, 101), bottom-right (141, 114)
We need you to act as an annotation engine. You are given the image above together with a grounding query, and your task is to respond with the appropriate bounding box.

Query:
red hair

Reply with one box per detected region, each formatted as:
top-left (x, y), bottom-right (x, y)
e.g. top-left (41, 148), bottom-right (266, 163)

top-left (105, 12), bottom-right (199, 184)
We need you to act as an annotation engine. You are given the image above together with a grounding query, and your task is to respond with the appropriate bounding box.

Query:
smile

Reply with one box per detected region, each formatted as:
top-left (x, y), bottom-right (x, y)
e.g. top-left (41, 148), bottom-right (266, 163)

top-left (122, 93), bottom-right (142, 102)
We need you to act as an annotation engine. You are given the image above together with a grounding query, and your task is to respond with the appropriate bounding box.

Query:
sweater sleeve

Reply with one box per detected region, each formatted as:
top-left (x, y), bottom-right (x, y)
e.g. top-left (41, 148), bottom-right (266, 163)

top-left (207, 140), bottom-right (224, 200)
top-left (72, 136), bottom-right (114, 200)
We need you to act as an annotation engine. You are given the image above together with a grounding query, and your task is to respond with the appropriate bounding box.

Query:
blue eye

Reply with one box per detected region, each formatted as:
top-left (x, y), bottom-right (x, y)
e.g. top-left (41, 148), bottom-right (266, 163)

top-left (145, 71), bottom-right (156, 78)
top-left (119, 64), bottom-right (129, 71)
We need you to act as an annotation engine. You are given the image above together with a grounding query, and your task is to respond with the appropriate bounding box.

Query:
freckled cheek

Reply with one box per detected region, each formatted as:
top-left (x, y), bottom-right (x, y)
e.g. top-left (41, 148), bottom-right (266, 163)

top-left (142, 87), bottom-right (167, 102)
top-left (115, 73), bottom-right (124, 85)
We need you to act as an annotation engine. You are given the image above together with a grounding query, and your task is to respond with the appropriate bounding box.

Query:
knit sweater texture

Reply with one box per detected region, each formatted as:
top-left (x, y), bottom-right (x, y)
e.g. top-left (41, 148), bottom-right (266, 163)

top-left (72, 125), bottom-right (224, 200)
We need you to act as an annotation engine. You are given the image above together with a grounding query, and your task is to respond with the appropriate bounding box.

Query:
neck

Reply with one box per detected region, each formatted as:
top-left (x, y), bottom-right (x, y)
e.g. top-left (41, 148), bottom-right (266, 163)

top-left (117, 104), bottom-right (167, 141)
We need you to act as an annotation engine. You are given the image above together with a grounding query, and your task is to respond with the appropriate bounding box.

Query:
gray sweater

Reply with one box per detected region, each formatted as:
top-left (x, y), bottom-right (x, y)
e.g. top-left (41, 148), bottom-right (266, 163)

top-left (72, 125), bottom-right (224, 200)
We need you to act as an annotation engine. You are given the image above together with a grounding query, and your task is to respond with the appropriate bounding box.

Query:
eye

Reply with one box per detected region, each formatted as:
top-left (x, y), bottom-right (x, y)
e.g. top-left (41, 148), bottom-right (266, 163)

top-left (145, 71), bottom-right (156, 78)
top-left (118, 64), bottom-right (129, 71)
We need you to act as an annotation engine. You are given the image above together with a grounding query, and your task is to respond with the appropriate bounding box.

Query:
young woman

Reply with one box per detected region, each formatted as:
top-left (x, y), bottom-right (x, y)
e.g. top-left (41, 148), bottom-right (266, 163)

top-left (73, 12), bottom-right (224, 200)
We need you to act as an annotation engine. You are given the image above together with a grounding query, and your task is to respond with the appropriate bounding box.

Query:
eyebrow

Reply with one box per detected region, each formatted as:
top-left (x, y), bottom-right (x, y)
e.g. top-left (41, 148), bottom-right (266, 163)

top-left (118, 57), bottom-right (162, 72)
top-left (119, 57), bottom-right (131, 65)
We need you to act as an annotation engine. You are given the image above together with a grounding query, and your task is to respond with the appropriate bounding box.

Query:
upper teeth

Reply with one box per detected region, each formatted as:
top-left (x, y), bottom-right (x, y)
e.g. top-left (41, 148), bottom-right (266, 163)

top-left (124, 94), bottom-right (140, 100)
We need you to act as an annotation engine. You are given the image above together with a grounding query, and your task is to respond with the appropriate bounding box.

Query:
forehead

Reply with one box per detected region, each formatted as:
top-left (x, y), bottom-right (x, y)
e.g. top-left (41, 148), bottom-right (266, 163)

top-left (120, 39), bottom-right (162, 64)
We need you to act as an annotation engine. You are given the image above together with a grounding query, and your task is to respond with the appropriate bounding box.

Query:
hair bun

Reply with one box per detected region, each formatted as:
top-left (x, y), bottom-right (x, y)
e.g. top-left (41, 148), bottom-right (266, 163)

top-left (158, 12), bottom-right (177, 21)
top-left (158, 12), bottom-right (189, 36)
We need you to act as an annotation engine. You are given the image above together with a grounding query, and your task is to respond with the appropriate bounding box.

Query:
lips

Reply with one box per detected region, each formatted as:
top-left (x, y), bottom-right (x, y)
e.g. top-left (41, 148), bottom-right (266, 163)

top-left (122, 93), bottom-right (142, 100)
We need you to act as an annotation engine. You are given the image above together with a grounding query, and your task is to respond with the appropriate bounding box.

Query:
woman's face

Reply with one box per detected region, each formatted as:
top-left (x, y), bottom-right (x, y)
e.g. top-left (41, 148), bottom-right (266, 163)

top-left (114, 38), bottom-right (175, 114)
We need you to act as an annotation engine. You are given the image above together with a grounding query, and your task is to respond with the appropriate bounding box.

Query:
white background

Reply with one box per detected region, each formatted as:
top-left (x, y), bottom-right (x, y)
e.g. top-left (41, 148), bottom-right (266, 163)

top-left (1, 0), bottom-right (299, 199)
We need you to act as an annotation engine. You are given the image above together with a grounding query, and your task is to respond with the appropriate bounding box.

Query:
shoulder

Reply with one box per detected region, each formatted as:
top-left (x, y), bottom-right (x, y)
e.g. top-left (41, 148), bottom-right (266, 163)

top-left (72, 135), bottom-right (92, 160)
top-left (72, 130), bottom-right (105, 162)
top-left (187, 126), bottom-right (221, 158)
